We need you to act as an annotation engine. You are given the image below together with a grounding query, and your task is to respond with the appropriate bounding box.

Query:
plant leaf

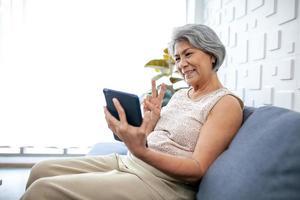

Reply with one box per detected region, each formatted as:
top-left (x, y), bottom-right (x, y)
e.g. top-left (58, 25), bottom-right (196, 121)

top-left (163, 54), bottom-right (170, 61)
top-left (144, 59), bottom-right (169, 69)
top-left (170, 77), bottom-right (184, 84)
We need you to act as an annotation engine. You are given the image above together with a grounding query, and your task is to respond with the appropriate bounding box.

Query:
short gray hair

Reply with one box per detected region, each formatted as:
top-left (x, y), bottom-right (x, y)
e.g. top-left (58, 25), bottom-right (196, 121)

top-left (169, 24), bottom-right (226, 72)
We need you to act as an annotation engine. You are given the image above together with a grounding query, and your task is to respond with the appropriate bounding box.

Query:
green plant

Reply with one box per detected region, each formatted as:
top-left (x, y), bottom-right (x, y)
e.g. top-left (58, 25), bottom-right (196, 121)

top-left (144, 48), bottom-right (185, 106)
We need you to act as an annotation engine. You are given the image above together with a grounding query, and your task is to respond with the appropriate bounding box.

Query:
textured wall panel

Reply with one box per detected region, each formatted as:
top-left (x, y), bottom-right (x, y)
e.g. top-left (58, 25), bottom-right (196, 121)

top-left (249, 18), bottom-right (258, 29)
top-left (191, 0), bottom-right (300, 111)
top-left (271, 65), bottom-right (278, 76)
top-left (274, 91), bottom-right (294, 109)
top-left (224, 5), bottom-right (235, 22)
top-left (249, 33), bottom-right (266, 60)
top-left (226, 69), bottom-right (237, 90)
top-left (277, 0), bottom-right (297, 25)
top-left (249, 0), bottom-right (265, 11)
top-left (267, 30), bottom-right (281, 51)
top-left (236, 88), bottom-right (246, 101)
top-left (236, 39), bottom-right (248, 63)
top-left (284, 42), bottom-right (296, 54)
top-left (278, 59), bottom-right (294, 80)
top-left (247, 65), bottom-right (262, 90)
top-left (235, 0), bottom-right (247, 19)
top-left (222, 26), bottom-right (230, 46)
top-left (265, 0), bottom-right (277, 17)
top-left (262, 86), bottom-right (274, 105)
top-left (229, 26), bottom-right (237, 47)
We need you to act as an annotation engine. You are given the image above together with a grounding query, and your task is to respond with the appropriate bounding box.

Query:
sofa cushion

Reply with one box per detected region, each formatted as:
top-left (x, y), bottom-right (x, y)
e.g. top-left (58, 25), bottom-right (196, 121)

top-left (197, 106), bottom-right (300, 200)
top-left (87, 142), bottom-right (127, 155)
top-left (242, 106), bottom-right (255, 123)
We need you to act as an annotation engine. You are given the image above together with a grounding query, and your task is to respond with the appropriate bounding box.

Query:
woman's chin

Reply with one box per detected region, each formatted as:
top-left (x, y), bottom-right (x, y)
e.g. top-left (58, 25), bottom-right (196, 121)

top-left (185, 78), bottom-right (196, 87)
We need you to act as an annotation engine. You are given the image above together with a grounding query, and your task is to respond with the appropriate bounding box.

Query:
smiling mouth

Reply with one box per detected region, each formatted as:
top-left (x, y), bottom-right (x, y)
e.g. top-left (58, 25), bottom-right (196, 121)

top-left (183, 69), bottom-right (196, 78)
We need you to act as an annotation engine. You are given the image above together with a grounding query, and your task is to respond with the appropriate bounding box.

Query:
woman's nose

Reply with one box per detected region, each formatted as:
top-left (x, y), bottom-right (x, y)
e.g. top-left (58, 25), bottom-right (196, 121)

top-left (178, 57), bottom-right (188, 69)
top-left (176, 59), bottom-right (188, 75)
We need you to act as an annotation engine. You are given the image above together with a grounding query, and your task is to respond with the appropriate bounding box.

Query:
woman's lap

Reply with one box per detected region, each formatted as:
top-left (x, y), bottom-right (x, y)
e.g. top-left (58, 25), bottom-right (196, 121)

top-left (22, 170), bottom-right (160, 200)
top-left (21, 153), bottom-right (195, 200)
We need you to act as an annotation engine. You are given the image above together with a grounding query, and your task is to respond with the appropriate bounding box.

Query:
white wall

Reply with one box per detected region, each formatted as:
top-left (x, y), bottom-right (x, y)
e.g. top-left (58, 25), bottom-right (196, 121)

top-left (187, 0), bottom-right (300, 112)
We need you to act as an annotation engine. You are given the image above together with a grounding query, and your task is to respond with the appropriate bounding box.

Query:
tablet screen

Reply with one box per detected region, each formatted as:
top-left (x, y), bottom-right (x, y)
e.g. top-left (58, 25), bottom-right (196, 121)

top-left (103, 88), bottom-right (143, 141)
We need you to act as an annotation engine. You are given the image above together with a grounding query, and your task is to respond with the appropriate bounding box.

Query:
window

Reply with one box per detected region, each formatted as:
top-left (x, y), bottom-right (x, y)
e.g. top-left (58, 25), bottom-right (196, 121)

top-left (0, 0), bottom-right (186, 149)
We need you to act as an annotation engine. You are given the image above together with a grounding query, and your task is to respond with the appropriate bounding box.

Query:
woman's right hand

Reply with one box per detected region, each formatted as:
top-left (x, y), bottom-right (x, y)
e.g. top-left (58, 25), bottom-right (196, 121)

top-left (143, 80), bottom-right (166, 134)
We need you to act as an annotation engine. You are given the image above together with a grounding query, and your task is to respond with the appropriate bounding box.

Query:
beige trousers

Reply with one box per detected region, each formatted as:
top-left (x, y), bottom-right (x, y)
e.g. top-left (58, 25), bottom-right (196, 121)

top-left (20, 153), bottom-right (196, 200)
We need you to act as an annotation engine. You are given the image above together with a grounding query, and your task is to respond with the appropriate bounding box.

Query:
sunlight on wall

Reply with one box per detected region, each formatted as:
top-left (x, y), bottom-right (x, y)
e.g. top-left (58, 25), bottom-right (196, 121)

top-left (0, 0), bottom-right (186, 147)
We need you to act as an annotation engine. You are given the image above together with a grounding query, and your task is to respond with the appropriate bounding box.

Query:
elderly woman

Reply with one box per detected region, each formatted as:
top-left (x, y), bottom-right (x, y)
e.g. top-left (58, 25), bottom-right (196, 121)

top-left (21, 24), bottom-right (243, 200)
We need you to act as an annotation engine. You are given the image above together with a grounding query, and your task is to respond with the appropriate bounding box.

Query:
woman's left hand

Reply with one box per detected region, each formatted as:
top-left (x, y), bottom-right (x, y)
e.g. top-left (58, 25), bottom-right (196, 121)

top-left (104, 98), bottom-right (151, 156)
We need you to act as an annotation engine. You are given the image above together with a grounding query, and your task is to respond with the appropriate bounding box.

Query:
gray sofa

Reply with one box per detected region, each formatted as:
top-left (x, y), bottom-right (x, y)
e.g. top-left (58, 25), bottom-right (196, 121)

top-left (88, 106), bottom-right (300, 199)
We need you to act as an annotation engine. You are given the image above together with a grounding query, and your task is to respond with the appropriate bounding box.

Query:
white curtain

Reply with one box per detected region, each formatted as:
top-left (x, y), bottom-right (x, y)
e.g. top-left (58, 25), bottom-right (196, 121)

top-left (0, 0), bottom-right (186, 147)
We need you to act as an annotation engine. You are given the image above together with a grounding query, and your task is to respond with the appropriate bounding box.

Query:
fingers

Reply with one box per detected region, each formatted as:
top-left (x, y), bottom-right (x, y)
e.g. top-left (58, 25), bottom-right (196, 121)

top-left (104, 106), bottom-right (118, 124)
top-left (151, 80), bottom-right (167, 102)
top-left (144, 100), bottom-right (160, 115)
top-left (151, 79), bottom-right (157, 98)
top-left (140, 110), bottom-right (152, 133)
top-left (103, 98), bottom-right (128, 128)
top-left (103, 105), bottom-right (124, 140)
top-left (112, 98), bottom-right (128, 123)
top-left (103, 106), bottom-right (118, 132)
top-left (143, 95), bottom-right (151, 112)
top-left (158, 83), bottom-right (167, 102)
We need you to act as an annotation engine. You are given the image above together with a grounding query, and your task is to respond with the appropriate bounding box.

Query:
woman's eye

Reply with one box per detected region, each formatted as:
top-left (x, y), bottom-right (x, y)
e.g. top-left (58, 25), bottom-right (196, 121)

top-left (175, 57), bottom-right (180, 62)
top-left (185, 52), bottom-right (192, 57)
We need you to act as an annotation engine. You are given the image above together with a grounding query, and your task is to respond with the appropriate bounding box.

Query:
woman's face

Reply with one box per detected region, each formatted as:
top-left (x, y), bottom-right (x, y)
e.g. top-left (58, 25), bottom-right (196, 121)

top-left (174, 40), bottom-right (215, 87)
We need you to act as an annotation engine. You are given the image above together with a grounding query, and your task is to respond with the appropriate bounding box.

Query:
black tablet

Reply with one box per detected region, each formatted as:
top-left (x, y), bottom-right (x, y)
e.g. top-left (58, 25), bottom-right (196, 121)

top-left (103, 88), bottom-right (143, 141)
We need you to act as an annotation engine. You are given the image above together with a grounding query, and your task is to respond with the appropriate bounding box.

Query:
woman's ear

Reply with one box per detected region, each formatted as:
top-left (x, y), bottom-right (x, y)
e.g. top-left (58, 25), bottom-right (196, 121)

top-left (211, 55), bottom-right (216, 64)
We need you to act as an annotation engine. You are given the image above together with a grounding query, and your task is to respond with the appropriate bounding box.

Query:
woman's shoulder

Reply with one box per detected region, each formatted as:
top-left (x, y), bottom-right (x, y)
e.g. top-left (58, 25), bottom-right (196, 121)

top-left (219, 88), bottom-right (244, 109)
top-left (212, 93), bottom-right (244, 117)
top-left (219, 94), bottom-right (243, 108)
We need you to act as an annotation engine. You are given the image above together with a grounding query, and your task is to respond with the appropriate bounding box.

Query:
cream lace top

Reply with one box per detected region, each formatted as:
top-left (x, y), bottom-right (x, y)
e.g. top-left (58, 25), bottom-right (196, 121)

top-left (147, 87), bottom-right (243, 157)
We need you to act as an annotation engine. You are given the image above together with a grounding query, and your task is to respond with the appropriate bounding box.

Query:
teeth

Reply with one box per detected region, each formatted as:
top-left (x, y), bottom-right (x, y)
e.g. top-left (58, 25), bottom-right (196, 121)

top-left (184, 69), bottom-right (195, 75)
top-left (183, 70), bottom-right (195, 79)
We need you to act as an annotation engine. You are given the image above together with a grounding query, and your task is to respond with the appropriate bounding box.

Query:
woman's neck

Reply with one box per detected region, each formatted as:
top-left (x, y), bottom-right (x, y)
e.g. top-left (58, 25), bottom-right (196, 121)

top-left (189, 74), bottom-right (223, 100)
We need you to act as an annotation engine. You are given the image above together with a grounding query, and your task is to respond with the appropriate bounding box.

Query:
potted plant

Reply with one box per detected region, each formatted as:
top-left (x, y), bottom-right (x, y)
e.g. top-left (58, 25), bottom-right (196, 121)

top-left (144, 48), bottom-right (186, 106)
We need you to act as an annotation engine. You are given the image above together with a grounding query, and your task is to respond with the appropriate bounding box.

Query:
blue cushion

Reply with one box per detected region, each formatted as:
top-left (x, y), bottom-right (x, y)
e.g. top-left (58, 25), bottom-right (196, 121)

top-left (87, 142), bottom-right (128, 155)
top-left (242, 106), bottom-right (255, 123)
top-left (197, 106), bottom-right (300, 200)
